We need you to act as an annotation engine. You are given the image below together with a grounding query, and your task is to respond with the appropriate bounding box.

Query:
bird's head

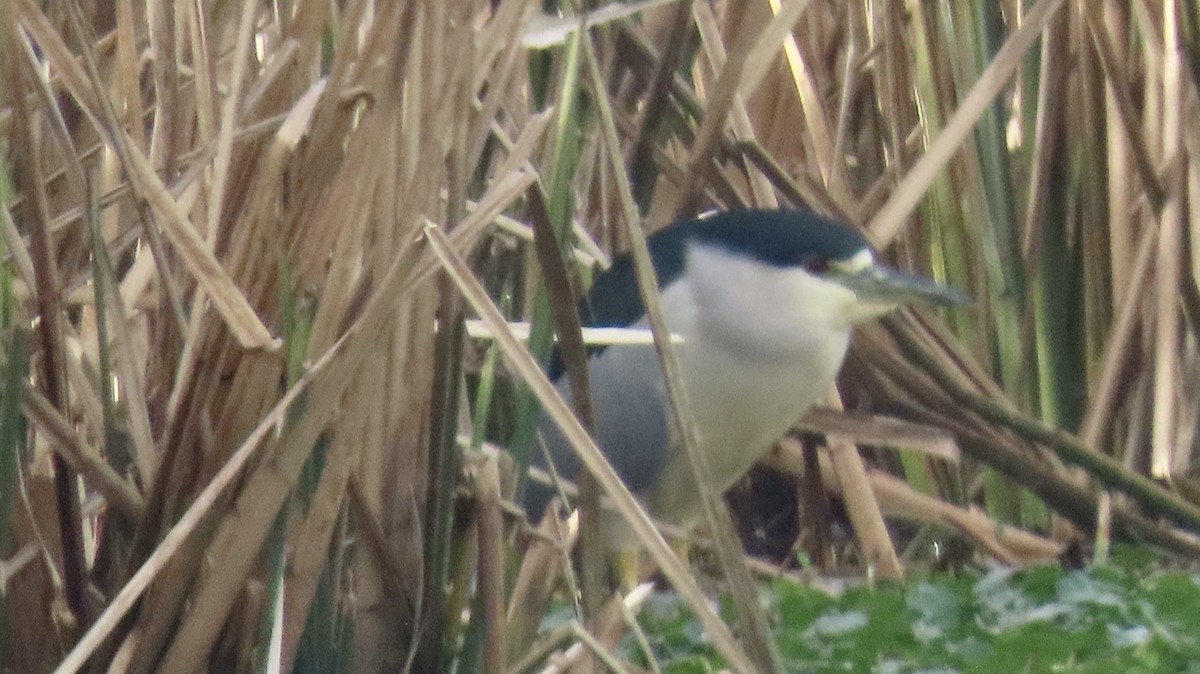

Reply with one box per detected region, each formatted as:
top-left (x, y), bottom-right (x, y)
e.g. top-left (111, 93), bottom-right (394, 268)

top-left (574, 209), bottom-right (967, 363)
top-left (658, 210), bottom-right (968, 357)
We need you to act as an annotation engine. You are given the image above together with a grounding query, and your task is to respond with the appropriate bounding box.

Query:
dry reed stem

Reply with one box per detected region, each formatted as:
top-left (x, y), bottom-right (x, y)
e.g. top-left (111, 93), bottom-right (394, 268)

top-left (770, 439), bottom-right (1061, 565)
top-left (868, 0), bottom-right (1067, 248)
top-left (797, 408), bottom-right (961, 463)
top-left (4, 1), bottom-right (1200, 671)
top-left (54, 329), bottom-right (346, 674)
top-left (822, 400), bottom-right (904, 580)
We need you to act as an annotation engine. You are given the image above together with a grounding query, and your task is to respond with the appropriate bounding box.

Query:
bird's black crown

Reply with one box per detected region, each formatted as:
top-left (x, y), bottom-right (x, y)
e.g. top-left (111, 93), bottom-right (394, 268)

top-left (584, 209), bottom-right (868, 329)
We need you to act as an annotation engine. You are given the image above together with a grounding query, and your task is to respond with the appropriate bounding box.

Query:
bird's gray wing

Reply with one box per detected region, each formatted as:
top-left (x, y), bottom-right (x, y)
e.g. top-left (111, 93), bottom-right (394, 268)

top-left (524, 343), bottom-right (671, 515)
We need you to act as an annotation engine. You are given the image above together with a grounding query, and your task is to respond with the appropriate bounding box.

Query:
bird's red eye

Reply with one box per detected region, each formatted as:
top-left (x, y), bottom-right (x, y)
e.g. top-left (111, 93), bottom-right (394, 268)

top-left (803, 256), bottom-right (830, 274)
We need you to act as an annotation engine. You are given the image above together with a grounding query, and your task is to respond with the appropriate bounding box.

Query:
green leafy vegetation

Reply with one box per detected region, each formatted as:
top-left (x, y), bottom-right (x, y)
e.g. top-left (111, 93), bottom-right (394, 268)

top-left (627, 552), bottom-right (1200, 673)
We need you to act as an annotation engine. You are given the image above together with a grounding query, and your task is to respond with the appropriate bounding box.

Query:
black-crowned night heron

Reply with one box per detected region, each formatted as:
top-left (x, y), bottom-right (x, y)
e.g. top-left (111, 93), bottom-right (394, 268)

top-left (524, 208), bottom-right (965, 583)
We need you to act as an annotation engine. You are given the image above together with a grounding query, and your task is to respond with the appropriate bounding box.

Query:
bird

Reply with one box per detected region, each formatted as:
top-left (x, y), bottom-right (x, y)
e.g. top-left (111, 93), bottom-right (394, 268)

top-left (522, 208), bottom-right (966, 585)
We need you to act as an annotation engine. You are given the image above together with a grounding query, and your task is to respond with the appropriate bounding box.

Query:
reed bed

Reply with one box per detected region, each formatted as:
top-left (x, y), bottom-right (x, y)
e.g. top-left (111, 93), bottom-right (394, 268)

top-left (1, 1), bottom-right (1199, 671)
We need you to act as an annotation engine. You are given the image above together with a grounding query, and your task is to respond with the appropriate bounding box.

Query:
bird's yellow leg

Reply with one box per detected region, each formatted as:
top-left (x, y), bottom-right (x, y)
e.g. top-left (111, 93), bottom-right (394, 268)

top-left (614, 549), bottom-right (641, 592)
top-left (613, 538), bottom-right (690, 592)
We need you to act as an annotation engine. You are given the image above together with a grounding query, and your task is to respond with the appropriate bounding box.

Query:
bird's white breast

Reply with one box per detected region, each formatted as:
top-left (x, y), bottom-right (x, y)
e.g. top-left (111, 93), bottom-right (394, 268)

top-left (643, 243), bottom-right (855, 525)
